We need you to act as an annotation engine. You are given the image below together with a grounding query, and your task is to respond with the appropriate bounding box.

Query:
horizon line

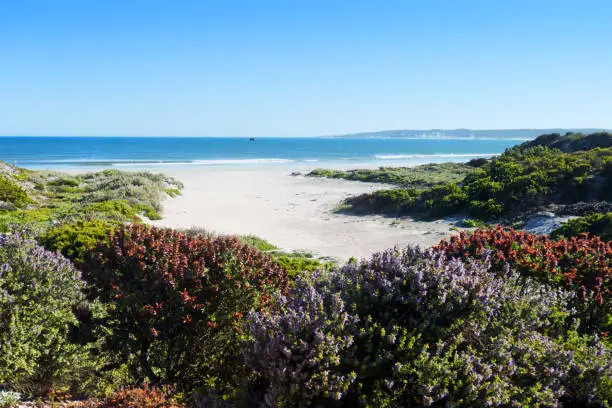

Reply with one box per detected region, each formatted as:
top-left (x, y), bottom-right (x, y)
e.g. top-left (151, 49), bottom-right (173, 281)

top-left (1, 127), bottom-right (609, 138)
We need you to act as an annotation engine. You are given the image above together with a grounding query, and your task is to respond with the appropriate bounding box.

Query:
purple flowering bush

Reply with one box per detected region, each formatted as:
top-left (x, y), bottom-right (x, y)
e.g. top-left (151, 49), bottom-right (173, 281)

top-left (245, 247), bottom-right (612, 407)
top-left (0, 233), bottom-right (89, 396)
top-left (244, 270), bottom-right (358, 406)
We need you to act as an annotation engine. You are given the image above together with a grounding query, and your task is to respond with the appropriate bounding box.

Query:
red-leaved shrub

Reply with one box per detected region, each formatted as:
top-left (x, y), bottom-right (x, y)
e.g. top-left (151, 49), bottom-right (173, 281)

top-left (435, 226), bottom-right (612, 333)
top-left (82, 224), bottom-right (288, 393)
top-left (96, 384), bottom-right (185, 408)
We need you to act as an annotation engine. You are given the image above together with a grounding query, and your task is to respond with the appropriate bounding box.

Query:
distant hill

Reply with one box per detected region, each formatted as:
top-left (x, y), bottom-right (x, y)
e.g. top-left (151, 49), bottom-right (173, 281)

top-left (330, 128), bottom-right (610, 140)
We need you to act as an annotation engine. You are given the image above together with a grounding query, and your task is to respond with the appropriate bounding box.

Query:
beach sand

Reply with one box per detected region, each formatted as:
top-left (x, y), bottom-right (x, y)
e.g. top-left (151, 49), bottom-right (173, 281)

top-left (150, 166), bottom-right (458, 261)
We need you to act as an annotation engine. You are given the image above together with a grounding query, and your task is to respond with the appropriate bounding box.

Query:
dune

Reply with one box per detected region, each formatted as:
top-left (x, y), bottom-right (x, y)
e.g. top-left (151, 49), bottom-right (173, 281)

top-left (150, 166), bottom-right (457, 260)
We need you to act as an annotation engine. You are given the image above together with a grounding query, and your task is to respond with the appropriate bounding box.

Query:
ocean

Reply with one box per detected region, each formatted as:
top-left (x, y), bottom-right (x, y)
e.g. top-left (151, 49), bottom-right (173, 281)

top-left (0, 137), bottom-right (524, 170)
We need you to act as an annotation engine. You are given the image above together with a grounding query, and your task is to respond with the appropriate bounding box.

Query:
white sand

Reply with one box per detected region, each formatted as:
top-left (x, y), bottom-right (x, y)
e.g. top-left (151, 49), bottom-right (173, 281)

top-left (150, 166), bottom-right (458, 261)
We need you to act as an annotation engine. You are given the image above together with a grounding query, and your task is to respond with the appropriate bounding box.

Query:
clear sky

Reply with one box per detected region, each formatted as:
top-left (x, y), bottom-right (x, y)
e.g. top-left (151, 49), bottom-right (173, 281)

top-left (1, 0), bottom-right (611, 137)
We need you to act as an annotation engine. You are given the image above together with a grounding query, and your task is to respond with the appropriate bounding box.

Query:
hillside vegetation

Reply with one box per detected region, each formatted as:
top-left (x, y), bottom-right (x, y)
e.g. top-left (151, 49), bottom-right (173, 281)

top-left (519, 131), bottom-right (612, 152)
top-left (331, 133), bottom-right (612, 227)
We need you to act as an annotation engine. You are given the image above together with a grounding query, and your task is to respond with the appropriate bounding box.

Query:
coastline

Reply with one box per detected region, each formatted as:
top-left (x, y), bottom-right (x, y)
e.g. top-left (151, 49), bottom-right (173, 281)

top-left (149, 165), bottom-right (457, 260)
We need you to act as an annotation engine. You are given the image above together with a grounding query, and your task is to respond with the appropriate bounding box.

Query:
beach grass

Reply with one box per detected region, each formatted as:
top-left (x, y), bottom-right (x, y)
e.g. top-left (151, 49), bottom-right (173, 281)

top-left (0, 163), bottom-right (183, 233)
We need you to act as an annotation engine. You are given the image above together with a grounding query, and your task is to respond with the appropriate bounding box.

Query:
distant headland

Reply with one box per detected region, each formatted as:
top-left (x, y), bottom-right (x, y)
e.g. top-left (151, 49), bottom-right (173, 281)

top-left (329, 128), bottom-right (610, 140)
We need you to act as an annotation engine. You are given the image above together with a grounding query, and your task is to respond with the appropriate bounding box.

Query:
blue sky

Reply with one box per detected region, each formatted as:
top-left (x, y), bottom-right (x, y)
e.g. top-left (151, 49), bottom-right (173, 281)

top-left (1, 0), bottom-right (611, 136)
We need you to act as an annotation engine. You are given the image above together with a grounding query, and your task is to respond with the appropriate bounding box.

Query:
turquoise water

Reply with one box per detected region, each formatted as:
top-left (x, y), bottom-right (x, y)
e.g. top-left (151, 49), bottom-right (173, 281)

top-left (0, 137), bottom-right (523, 169)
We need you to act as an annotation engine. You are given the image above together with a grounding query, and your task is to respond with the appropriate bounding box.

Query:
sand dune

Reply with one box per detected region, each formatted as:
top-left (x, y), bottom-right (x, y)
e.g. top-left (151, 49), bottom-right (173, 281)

top-left (150, 166), bottom-right (457, 260)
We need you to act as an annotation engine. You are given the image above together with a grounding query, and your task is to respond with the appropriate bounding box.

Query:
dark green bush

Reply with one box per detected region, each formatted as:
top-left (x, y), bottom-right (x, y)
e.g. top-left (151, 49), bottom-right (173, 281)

top-left (518, 131), bottom-right (612, 153)
top-left (551, 212), bottom-right (612, 241)
top-left (340, 144), bottom-right (612, 221)
top-left (342, 188), bottom-right (418, 215)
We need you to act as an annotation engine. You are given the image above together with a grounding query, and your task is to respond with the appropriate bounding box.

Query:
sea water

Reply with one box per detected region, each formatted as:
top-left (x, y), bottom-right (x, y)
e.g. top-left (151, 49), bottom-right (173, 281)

top-left (0, 136), bottom-right (523, 170)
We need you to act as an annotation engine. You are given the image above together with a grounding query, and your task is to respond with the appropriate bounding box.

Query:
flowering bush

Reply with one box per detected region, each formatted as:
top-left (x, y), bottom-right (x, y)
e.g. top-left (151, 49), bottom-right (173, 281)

top-left (435, 226), bottom-right (612, 333)
top-left (0, 233), bottom-right (88, 395)
top-left (245, 270), bottom-right (358, 406)
top-left (96, 384), bottom-right (185, 408)
top-left (245, 247), bottom-right (612, 407)
top-left (81, 224), bottom-right (288, 394)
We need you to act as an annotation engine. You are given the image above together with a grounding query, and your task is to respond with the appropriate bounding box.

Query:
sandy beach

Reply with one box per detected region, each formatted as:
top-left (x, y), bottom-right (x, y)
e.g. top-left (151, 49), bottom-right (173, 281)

top-left (150, 166), bottom-right (458, 260)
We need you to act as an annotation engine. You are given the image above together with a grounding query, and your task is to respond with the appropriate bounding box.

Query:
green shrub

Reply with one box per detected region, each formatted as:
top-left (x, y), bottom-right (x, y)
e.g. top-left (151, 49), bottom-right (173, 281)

top-left (342, 188), bottom-right (418, 215)
top-left (132, 203), bottom-right (161, 220)
top-left (273, 253), bottom-right (333, 280)
top-left (0, 233), bottom-right (89, 396)
top-left (0, 390), bottom-right (21, 407)
top-left (165, 188), bottom-right (181, 198)
top-left (519, 131), bottom-right (612, 153)
top-left (48, 177), bottom-right (80, 188)
top-left (340, 143), bottom-right (612, 221)
top-left (239, 235), bottom-right (277, 251)
top-left (39, 220), bottom-right (116, 265)
top-left (0, 208), bottom-right (56, 233)
top-left (81, 200), bottom-right (139, 220)
top-left (0, 175), bottom-right (30, 208)
top-left (461, 218), bottom-right (487, 228)
top-left (551, 212), bottom-right (612, 242)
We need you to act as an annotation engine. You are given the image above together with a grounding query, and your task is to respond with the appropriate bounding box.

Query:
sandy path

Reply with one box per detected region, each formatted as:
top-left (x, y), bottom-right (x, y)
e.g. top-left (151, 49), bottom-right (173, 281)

top-left (150, 166), bottom-right (457, 261)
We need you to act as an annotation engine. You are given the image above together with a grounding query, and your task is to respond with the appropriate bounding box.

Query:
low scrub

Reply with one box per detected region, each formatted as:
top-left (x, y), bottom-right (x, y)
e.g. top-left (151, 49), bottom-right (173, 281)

top-left (79, 170), bottom-right (183, 212)
top-left (551, 212), bottom-right (612, 242)
top-left (245, 247), bottom-right (612, 406)
top-left (96, 384), bottom-right (185, 408)
top-left (519, 131), bottom-right (612, 152)
top-left (340, 143), bottom-right (612, 221)
top-left (0, 174), bottom-right (30, 209)
top-left (436, 226), bottom-right (612, 334)
top-left (39, 219), bottom-right (116, 265)
top-left (307, 162), bottom-right (474, 188)
top-left (0, 233), bottom-right (89, 396)
top-left (80, 225), bottom-right (289, 395)
top-left (0, 166), bottom-right (181, 235)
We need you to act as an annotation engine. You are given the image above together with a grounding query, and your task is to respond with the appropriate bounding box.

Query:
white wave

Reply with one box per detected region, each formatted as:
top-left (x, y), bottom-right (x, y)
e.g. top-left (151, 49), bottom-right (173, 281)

top-left (191, 158), bottom-right (294, 165)
top-left (374, 153), bottom-right (499, 160)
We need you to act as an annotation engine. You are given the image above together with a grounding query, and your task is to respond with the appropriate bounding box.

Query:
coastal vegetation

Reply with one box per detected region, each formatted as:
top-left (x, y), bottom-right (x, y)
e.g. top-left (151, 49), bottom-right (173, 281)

top-left (0, 166), bottom-right (184, 234)
top-left (519, 131), bottom-right (612, 152)
top-left (315, 132), bottom-right (612, 224)
top-left (551, 212), bottom-right (612, 241)
top-left (435, 226), bottom-right (612, 334)
top-left (3, 222), bottom-right (611, 406)
top-left (1, 133), bottom-right (612, 407)
top-left (307, 162), bottom-right (475, 189)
